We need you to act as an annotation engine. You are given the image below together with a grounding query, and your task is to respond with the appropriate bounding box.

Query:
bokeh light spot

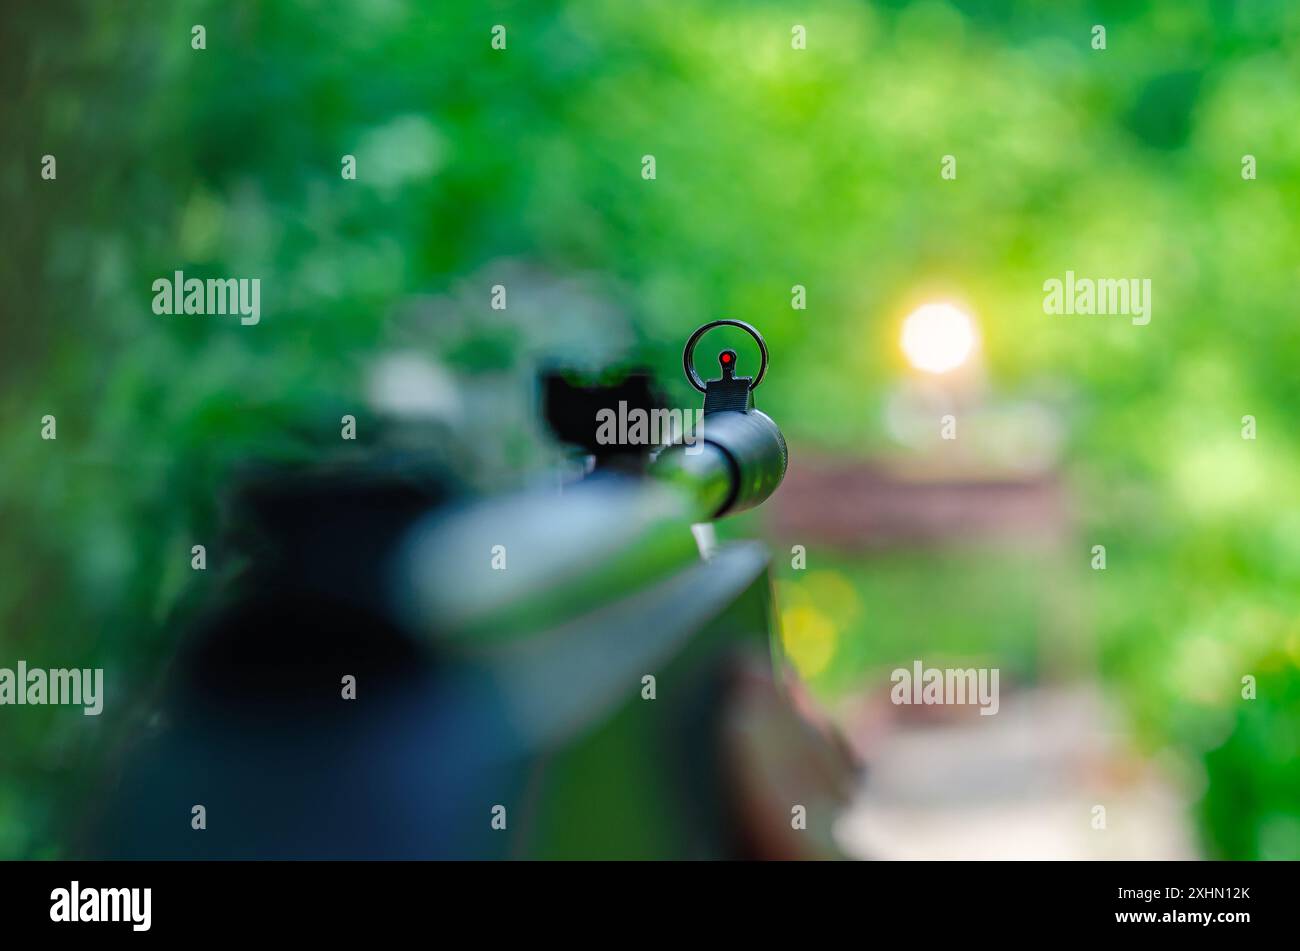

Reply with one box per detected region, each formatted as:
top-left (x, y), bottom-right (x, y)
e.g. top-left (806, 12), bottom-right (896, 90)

top-left (900, 302), bottom-right (977, 374)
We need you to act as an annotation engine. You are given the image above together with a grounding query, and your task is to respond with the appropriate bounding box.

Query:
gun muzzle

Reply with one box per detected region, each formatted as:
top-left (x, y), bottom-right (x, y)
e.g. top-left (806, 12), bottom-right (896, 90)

top-left (652, 408), bottom-right (788, 520)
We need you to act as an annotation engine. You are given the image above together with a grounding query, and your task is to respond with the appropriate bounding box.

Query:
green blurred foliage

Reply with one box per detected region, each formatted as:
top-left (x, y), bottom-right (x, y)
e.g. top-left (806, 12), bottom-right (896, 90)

top-left (1, 0), bottom-right (1298, 857)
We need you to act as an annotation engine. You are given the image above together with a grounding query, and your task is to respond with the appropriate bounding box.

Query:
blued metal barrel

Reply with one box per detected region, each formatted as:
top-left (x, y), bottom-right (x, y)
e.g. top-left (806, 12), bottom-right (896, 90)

top-left (652, 409), bottom-right (788, 520)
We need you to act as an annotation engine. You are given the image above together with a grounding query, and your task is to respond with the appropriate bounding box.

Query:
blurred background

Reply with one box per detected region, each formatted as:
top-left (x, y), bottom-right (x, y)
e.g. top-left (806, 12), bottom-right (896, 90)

top-left (2, 0), bottom-right (1299, 859)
